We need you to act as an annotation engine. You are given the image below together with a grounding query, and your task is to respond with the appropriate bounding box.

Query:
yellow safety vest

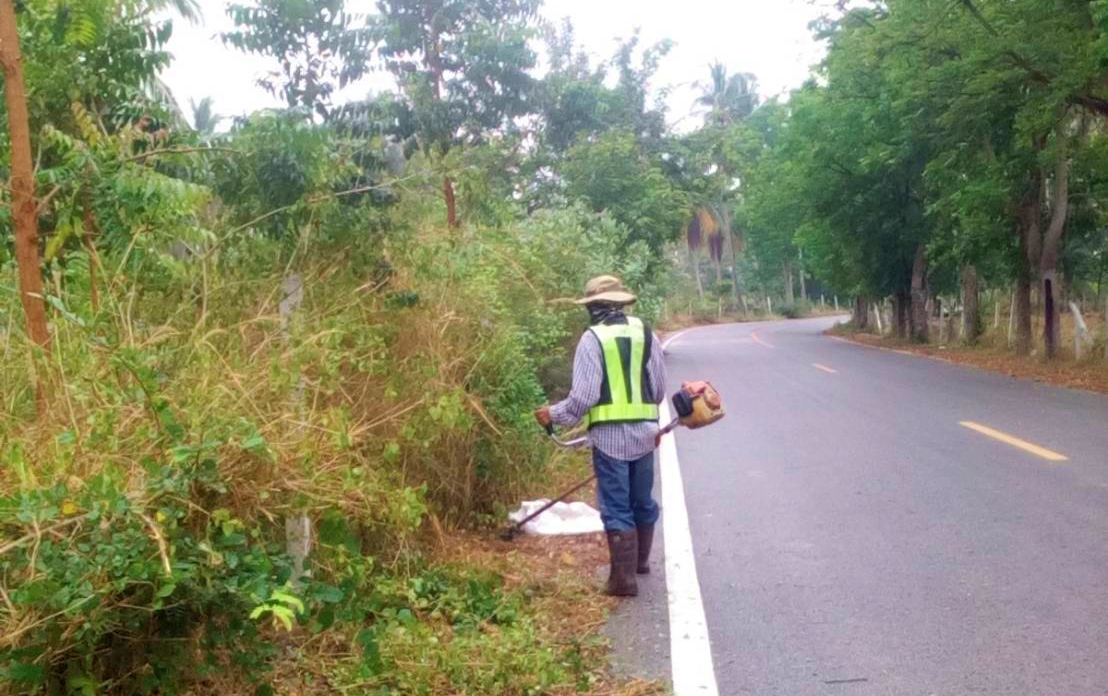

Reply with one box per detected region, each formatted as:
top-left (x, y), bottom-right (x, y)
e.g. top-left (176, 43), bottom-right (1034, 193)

top-left (587, 316), bottom-right (659, 428)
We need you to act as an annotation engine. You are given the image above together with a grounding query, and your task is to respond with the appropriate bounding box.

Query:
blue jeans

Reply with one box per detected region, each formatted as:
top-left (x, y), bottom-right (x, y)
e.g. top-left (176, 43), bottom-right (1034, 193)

top-left (593, 448), bottom-right (660, 532)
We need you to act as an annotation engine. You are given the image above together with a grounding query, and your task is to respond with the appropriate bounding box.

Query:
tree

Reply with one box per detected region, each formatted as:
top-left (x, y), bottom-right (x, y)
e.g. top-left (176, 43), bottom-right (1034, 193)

top-left (560, 128), bottom-right (687, 274)
top-left (223, 0), bottom-right (375, 119)
top-left (696, 61), bottom-right (757, 126)
top-left (189, 96), bottom-right (222, 135)
top-left (738, 7), bottom-right (934, 339)
top-left (0, 0), bottom-right (50, 351)
top-left (374, 0), bottom-right (540, 227)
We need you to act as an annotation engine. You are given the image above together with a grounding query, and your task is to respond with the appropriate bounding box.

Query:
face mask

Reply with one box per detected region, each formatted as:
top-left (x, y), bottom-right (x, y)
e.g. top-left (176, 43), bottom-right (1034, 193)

top-left (587, 304), bottom-right (626, 325)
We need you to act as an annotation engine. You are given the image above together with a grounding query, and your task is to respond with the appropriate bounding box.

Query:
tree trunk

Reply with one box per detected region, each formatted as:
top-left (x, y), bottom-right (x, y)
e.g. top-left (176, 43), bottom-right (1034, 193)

top-left (726, 212), bottom-right (740, 305)
top-left (1043, 274), bottom-right (1060, 358)
top-left (783, 262), bottom-right (795, 304)
top-left (1015, 168), bottom-right (1043, 356)
top-left (443, 176), bottom-right (458, 228)
top-left (903, 297), bottom-right (912, 338)
top-left (1015, 277), bottom-right (1033, 355)
top-left (1041, 132), bottom-right (1071, 359)
top-left (894, 292), bottom-right (909, 339)
top-left (961, 265), bottom-right (980, 345)
top-left (690, 248), bottom-right (704, 301)
top-left (910, 246), bottom-right (929, 343)
top-left (422, 2), bottom-right (458, 231)
top-left (938, 297), bottom-right (947, 344)
top-left (798, 249), bottom-right (807, 302)
top-left (82, 186), bottom-right (101, 312)
top-left (0, 0), bottom-right (50, 351)
top-left (946, 296), bottom-right (957, 341)
top-left (853, 296), bottom-right (869, 330)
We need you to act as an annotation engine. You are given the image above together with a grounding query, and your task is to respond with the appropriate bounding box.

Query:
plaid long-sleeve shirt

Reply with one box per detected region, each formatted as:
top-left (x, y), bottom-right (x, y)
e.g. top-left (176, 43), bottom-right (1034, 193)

top-left (548, 320), bottom-right (667, 461)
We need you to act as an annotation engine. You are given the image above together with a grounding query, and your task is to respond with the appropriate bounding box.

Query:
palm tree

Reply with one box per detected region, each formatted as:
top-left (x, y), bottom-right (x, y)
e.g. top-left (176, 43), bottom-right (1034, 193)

top-left (696, 63), bottom-right (759, 307)
top-left (686, 207), bottom-right (723, 301)
top-left (189, 96), bottom-right (222, 136)
top-left (696, 62), bottom-right (758, 126)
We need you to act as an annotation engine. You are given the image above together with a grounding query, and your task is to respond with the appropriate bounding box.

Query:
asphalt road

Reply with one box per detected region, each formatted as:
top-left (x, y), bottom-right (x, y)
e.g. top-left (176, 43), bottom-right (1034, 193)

top-left (621, 316), bottom-right (1108, 696)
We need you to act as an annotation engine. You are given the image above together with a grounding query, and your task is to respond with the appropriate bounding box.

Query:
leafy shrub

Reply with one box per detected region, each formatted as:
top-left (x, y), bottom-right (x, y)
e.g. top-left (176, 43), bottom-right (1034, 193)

top-left (0, 188), bottom-right (650, 693)
top-left (778, 300), bottom-right (812, 319)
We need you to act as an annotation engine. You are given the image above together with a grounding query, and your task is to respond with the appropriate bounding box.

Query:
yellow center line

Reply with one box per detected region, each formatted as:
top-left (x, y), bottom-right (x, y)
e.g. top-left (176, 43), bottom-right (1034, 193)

top-left (813, 363), bottom-right (837, 374)
top-left (750, 331), bottom-right (775, 349)
top-left (959, 421), bottom-right (1069, 463)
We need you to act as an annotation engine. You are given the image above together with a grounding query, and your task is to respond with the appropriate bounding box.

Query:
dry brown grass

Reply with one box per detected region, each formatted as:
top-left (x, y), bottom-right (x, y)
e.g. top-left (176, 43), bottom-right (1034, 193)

top-left (1, 217), bottom-right (669, 695)
top-left (836, 308), bottom-right (1108, 395)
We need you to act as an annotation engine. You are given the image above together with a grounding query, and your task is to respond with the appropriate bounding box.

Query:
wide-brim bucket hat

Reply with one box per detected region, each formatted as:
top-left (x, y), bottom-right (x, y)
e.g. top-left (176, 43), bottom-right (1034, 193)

top-left (573, 275), bottom-right (637, 305)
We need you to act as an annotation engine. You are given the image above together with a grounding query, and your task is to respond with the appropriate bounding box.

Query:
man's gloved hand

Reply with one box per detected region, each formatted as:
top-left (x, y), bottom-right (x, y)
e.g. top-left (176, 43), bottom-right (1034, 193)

top-left (533, 406), bottom-right (552, 428)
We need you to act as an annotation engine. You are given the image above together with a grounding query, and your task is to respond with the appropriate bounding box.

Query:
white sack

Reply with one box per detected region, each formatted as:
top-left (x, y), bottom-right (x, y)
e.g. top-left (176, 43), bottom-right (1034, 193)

top-left (508, 499), bottom-right (604, 536)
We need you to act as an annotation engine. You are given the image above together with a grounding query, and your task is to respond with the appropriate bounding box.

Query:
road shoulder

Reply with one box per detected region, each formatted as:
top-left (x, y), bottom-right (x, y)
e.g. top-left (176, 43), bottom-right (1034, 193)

top-left (829, 331), bottom-right (1108, 396)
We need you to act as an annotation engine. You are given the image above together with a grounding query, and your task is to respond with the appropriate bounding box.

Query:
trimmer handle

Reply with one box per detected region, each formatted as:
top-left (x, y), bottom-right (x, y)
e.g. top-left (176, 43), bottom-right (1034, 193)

top-left (544, 423), bottom-right (589, 448)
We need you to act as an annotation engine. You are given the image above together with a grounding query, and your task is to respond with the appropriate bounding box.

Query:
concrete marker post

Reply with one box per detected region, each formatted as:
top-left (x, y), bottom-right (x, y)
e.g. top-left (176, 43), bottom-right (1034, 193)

top-left (1071, 301), bottom-right (1092, 360)
top-left (280, 274), bottom-right (312, 586)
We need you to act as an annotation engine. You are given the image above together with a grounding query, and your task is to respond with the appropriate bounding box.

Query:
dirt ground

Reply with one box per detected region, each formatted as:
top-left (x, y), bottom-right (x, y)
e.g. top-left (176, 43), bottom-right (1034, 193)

top-left (835, 312), bottom-right (1108, 396)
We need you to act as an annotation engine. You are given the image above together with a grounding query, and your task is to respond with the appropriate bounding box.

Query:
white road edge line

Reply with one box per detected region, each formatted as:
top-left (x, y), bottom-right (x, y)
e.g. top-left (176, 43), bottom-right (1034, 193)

top-left (659, 330), bottom-right (719, 696)
top-left (662, 327), bottom-right (692, 352)
top-left (659, 400), bottom-right (718, 696)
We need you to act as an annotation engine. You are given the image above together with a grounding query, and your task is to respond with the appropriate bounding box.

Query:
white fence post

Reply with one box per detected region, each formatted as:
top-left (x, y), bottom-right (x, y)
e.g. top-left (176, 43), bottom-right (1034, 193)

top-left (280, 275), bottom-right (312, 586)
top-left (1071, 301), bottom-right (1092, 360)
top-left (286, 515), bottom-right (313, 587)
top-left (834, 296), bottom-right (839, 312)
top-left (1007, 290), bottom-right (1016, 348)
top-left (873, 302), bottom-right (884, 334)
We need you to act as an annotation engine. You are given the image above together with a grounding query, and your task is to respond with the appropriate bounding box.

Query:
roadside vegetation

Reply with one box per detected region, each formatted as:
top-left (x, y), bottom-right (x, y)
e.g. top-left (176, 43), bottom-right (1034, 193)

top-left (7, 0), bottom-right (1108, 693)
top-left (0, 1), bottom-right (796, 694)
top-left (768, 2), bottom-right (1108, 389)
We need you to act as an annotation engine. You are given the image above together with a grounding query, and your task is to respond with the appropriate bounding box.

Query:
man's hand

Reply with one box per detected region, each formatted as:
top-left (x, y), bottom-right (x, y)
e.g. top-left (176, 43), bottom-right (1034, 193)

top-left (533, 406), bottom-right (552, 428)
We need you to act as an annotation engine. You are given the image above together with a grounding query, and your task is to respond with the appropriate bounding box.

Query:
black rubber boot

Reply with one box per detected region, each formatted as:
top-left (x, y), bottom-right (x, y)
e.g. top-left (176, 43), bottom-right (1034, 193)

top-left (636, 525), bottom-right (654, 575)
top-left (605, 530), bottom-right (639, 597)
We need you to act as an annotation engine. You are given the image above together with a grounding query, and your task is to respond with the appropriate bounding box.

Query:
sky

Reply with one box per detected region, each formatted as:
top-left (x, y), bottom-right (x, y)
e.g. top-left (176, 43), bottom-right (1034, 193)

top-left (159, 0), bottom-right (834, 130)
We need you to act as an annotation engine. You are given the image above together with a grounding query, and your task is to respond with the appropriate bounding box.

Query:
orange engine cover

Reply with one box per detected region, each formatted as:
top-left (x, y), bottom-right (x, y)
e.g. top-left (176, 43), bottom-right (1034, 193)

top-left (677, 381), bottom-right (725, 429)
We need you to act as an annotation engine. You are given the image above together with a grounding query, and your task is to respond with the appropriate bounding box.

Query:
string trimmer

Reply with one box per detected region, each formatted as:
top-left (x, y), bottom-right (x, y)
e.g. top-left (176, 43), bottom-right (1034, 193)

top-left (498, 381), bottom-right (724, 541)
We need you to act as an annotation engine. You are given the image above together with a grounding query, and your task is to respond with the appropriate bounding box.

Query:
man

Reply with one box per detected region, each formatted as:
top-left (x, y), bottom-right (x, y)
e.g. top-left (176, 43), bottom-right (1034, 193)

top-left (535, 275), bottom-right (666, 597)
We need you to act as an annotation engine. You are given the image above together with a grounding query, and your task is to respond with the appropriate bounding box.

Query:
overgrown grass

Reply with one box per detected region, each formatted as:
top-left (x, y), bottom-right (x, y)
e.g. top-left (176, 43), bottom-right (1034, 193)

top-left (0, 210), bottom-right (659, 695)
